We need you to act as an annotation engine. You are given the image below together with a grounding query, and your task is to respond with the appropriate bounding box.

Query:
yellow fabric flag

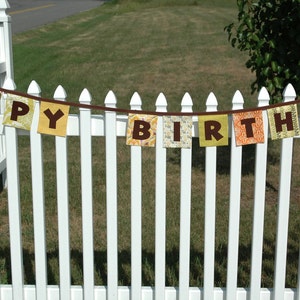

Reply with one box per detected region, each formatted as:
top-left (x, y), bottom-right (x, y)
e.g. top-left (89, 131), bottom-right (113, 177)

top-left (2, 94), bottom-right (35, 130)
top-left (267, 104), bottom-right (300, 140)
top-left (198, 114), bottom-right (228, 147)
top-left (126, 113), bottom-right (158, 147)
top-left (38, 102), bottom-right (70, 137)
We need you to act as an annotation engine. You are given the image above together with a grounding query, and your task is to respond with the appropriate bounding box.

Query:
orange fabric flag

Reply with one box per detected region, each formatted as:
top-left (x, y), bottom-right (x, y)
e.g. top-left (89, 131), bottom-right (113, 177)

top-left (233, 110), bottom-right (265, 146)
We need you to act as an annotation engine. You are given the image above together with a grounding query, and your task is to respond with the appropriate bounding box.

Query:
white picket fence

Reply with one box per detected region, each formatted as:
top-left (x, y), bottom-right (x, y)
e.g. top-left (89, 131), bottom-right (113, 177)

top-left (0, 0), bottom-right (300, 299)
top-left (0, 77), bottom-right (299, 300)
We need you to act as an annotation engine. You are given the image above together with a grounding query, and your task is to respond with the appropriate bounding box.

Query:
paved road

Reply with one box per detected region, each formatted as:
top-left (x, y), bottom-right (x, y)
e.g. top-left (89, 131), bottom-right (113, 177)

top-left (7, 0), bottom-right (105, 34)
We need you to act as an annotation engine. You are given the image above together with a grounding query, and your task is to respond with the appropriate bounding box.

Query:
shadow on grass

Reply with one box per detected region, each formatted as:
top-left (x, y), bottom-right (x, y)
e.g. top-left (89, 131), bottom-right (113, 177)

top-left (1, 237), bottom-right (298, 287)
top-left (168, 138), bottom-right (280, 176)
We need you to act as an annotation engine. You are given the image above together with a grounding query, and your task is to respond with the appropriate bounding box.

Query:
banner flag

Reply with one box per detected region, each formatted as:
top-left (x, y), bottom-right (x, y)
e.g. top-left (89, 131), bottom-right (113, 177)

top-left (2, 94), bottom-right (35, 130)
top-left (126, 113), bottom-right (158, 147)
top-left (163, 116), bottom-right (193, 148)
top-left (38, 102), bottom-right (70, 136)
top-left (198, 114), bottom-right (228, 147)
top-left (267, 104), bottom-right (300, 140)
top-left (233, 110), bottom-right (265, 146)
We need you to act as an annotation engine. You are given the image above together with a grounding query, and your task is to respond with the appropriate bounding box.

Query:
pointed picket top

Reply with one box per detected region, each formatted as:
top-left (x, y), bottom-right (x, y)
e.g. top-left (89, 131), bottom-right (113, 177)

top-left (0, 0), bottom-right (10, 23)
top-left (27, 80), bottom-right (41, 97)
top-left (181, 92), bottom-right (193, 113)
top-left (104, 90), bottom-right (117, 108)
top-left (0, 0), bottom-right (10, 11)
top-left (257, 87), bottom-right (270, 107)
top-left (155, 92), bottom-right (167, 113)
top-left (2, 77), bottom-right (16, 90)
top-left (53, 85), bottom-right (67, 101)
top-left (130, 92), bottom-right (142, 111)
top-left (232, 90), bottom-right (244, 110)
top-left (206, 92), bottom-right (218, 112)
top-left (79, 88), bottom-right (92, 109)
top-left (283, 83), bottom-right (296, 102)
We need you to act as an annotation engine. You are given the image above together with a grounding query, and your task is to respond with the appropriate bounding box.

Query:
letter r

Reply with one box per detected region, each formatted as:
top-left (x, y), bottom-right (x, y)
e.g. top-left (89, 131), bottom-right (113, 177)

top-left (204, 120), bottom-right (223, 141)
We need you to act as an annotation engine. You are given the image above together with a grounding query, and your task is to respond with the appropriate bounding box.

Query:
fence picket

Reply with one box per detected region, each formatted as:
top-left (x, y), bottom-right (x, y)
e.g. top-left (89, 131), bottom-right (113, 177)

top-left (3, 79), bottom-right (24, 300)
top-left (250, 87), bottom-right (270, 300)
top-left (179, 93), bottom-right (193, 300)
top-left (204, 92), bottom-right (218, 300)
top-left (226, 90), bottom-right (244, 300)
top-left (155, 93), bottom-right (167, 300)
top-left (273, 84), bottom-right (296, 300)
top-left (130, 92), bottom-right (142, 300)
top-left (28, 80), bottom-right (48, 300)
top-left (79, 88), bottom-right (94, 299)
top-left (105, 91), bottom-right (119, 300)
top-left (54, 85), bottom-right (71, 300)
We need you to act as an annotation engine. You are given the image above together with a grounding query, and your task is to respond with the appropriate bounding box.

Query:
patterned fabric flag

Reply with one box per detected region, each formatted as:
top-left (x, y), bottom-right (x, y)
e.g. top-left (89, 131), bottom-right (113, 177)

top-left (232, 110), bottom-right (265, 146)
top-left (198, 114), bottom-right (228, 147)
top-left (126, 113), bottom-right (158, 147)
top-left (38, 102), bottom-right (70, 136)
top-left (267, 104), bottom-right (300, 140)
top-left (163, 116), bottom-right (193, 148)
top-left (2, 94), bottom-right (35, 130)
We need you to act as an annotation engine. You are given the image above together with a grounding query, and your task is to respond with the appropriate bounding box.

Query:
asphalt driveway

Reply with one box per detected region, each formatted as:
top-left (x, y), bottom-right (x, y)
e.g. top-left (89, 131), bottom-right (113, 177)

top-left (7, 0), bottom-right (104, 34)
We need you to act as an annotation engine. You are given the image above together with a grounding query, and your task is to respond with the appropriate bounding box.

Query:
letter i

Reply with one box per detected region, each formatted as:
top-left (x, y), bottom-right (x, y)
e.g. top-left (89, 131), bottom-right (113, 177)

top-left (174, 122), bottom-right (181, 142)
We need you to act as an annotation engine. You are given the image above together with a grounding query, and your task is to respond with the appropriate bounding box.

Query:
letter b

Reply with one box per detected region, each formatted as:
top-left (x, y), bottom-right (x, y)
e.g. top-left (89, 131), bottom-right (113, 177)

top-left (132, 120), bottom-right (151, 140)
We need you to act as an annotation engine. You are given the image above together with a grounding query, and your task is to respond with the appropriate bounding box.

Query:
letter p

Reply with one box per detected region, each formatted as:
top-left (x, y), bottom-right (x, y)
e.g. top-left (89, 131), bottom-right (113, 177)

top-left (10, 101), bottom-right (30, 121)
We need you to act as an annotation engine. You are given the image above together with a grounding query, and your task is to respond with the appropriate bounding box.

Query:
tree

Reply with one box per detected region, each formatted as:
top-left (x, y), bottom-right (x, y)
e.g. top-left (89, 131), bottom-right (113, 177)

top-left (225, 0), bottom-right (300, 103)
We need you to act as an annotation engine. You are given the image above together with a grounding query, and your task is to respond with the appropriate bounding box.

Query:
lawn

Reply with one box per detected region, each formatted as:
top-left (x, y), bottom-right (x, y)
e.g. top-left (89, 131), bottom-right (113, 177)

top-left (0, 0), bottom-right (299, 289)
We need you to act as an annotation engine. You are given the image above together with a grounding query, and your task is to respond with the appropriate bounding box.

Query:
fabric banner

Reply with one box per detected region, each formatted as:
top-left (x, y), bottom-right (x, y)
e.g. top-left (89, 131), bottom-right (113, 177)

top-left (198, 114), bottom-right (228, 147)
top-left (233, 110), bottom-right (265, 146)
top-left (163, 116), bottom-right (193, 148)
top-left (126, 113), bottom-right (158, 147)
top-left (1, 90), bottom-right (300, 146)
top-left (267, 104), bottom-right (300, 140)
top-left (2, 94), bottom-right (35, 130)
top-left (38, 102), bottom-right (70, 137)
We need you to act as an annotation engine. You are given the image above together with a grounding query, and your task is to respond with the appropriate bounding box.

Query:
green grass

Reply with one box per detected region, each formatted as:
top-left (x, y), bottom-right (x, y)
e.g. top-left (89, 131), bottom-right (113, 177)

top-left (12, 0), bottom-right (254, 111)
top-left (0, 0), bottom-right (299, 289)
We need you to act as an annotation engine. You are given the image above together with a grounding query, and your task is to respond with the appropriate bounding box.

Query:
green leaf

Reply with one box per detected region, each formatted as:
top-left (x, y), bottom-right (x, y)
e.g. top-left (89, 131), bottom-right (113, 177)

top-left (269, 40), bottom-right (276, 49)
top-left (264, 53), bottom-right (271, 63)
top-left (271, 61), bottom-right (278, 72)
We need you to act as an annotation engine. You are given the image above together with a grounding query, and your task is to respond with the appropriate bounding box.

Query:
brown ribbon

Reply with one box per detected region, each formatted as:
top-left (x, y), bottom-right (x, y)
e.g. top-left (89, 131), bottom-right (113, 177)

top-left (0, 87), bottom-right (299, 117)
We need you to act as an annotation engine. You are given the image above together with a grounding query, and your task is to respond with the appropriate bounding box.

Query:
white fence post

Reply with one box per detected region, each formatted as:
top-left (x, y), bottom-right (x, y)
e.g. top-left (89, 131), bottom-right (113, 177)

top-left (0, 0), bottom-right (13, 85)
top-left (79, 88), bottom-right (95, 300)
top-left (155, 93), bottom-right (167, 300)
top-left (28, 80), bottom-right (48, 300)
top-left (0, 0), bottom-right (13, 188)
top-left (226, 90), bottom-right (244, 300)
top-left (179, 93), bottom-right (193, 300)
top-left (203, 92), bottom-right (218, 300)
top-left (130, 92), bottom-right (143, 300)
top-left (54, 85), bottom-right (71, 300)
top-left (250, 87), bottom-right (270, 300)
top-left (2, 78), bottom-right (24, 300)
top-left (273, 84), bottom-right (297, 300)
top-left (105, 90), bottom-right (118, 300)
